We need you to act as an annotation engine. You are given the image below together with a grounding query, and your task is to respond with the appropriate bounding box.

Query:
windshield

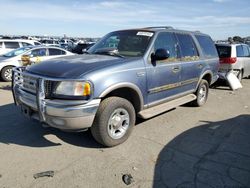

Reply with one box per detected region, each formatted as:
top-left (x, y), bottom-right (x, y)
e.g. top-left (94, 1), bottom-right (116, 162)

top-left (88, 30), bottom-right (154, 57)
top-left (3, 46), bottom-right (33, 57)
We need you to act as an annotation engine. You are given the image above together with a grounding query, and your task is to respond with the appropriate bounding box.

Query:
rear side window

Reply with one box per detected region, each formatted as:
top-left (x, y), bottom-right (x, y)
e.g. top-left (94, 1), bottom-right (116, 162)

top-left (4, 42), bottom-right (20, 49)
top-left (236, 45), bottom-right (244, 57)
top-left (48, 48), bottom-right (66, 56)
top-left (176, 33), bottom-right (199, 61)
top-left (242, 45), bottom-right (250, 57)
top-left (195, 35), bottom-right (218, 58)
top-left (216, 45), bottom-right (231, 58)
top-left (22, 42), bottom-right (32, 47)
top-left (27, 48), bottom-right (47, 57)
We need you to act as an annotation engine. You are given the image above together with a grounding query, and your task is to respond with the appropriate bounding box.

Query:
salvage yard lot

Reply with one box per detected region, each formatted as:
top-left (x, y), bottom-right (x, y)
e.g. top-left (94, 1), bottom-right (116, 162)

top-left (0, 80), bottom-right (250, 188)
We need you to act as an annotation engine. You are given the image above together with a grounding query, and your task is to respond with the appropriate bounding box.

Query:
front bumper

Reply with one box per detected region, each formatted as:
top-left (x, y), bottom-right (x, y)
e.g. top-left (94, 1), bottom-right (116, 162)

top-left (12, 68), bottom-right (100, 131)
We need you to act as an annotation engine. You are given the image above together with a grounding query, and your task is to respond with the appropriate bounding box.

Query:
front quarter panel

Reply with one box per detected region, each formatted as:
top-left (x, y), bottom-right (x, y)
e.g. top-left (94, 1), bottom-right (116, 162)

top-left (83, 58), bottom-right (147, 106)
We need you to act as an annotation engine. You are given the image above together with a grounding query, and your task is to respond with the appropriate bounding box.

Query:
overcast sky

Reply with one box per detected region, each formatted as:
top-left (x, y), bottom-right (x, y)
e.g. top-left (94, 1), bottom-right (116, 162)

top-left (0, 0), bottom-right (249, 39)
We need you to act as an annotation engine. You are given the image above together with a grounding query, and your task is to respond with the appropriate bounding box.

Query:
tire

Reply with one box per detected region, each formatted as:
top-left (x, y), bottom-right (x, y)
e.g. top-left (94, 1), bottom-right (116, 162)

top-left (192, 79), bottom-right (209, 107)
top-left (91, 97), bottom-right (135, 147)
top-left (237, 70), bottom-right (243, 82)
top-left (1, 66), bottom-right (13, 82)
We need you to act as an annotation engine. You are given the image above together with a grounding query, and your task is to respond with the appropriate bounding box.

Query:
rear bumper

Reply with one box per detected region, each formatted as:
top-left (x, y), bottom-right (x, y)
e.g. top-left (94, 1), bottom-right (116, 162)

top-left (13, 80), bottom-right (100, 131)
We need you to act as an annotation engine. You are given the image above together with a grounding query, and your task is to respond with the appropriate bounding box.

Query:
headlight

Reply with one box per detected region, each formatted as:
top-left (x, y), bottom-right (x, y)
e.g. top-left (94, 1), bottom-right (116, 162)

top-left (54, 81), bottom-right (92, 97)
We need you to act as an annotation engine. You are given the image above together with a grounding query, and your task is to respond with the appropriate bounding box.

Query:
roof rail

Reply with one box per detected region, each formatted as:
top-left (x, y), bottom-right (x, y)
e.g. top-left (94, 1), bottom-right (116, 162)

top-left (143, 26), bottom-right (174, 30)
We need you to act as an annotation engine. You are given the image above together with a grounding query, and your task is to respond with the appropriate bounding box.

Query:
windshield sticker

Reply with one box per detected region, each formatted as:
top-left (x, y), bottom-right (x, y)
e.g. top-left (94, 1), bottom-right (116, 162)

top-left (136, 32), bottom-right (154, 37)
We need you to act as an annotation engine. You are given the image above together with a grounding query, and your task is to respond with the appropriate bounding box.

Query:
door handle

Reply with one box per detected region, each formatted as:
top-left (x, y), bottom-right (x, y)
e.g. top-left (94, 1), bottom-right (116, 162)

top-left (172, 66), bottom-right (180, 73)
top-left (198, 64), bottom-right (203, 69)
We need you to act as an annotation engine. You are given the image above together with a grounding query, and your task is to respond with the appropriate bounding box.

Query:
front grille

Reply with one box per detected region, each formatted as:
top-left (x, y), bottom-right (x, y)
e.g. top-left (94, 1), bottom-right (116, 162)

top-left (22, 74), bottom-right (37, 94)
top-left (44, 80), bottom-right (53, 98)
top-left (13, 68), bottom-right (54, 98)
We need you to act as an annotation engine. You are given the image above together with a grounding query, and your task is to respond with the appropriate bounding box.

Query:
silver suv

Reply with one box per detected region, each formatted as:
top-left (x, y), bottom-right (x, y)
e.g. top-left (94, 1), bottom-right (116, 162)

top-left (216, 43), bottom-right (250, 80)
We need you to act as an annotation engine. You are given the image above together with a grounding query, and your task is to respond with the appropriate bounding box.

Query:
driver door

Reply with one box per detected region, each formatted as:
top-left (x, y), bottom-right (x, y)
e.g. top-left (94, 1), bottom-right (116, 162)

top-left (145, 32), bottom-right (182, 105)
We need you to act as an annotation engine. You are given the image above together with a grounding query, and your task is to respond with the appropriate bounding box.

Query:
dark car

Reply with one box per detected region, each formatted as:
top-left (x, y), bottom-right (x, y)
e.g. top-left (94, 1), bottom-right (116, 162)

top-left (71, 43), bottom-right (95, 54)
top-left (12, 26), bottom-right (219, 147)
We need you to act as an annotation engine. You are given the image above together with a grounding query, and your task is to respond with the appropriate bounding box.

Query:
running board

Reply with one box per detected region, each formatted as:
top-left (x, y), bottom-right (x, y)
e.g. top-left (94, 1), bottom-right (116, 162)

top-left (138, 94), bottom-right (197, 119)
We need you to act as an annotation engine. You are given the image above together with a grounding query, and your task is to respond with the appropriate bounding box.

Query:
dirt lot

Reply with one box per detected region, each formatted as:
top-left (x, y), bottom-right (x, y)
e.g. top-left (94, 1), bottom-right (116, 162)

top-left (0, 80), bottom-right (250, 188)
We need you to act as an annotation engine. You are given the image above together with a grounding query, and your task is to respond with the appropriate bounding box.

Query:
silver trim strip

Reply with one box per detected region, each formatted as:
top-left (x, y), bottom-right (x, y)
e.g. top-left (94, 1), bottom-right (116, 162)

top-left (145, 89), bottom-right (195, 108)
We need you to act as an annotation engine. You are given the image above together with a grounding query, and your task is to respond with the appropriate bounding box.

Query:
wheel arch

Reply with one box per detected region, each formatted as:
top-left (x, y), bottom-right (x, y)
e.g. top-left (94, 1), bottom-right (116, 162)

top-left (99, 83), bottom-right (144, 113)
top-left (196, 71), bottom-right (212, 90)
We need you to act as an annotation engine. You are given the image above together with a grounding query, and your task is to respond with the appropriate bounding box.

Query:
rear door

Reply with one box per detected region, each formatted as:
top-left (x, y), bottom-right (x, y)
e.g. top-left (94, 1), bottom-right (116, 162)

top-left (145, 32), bottom-right (182, 104)
top-left (175, 33), bottom-right (200, 92)
top-left (195, 35), bottom-right (219, 82)
top-left (236, 45), bottom-right (246, 74)
top-left (48, 48), bottom-right (66, 59)
top-left (242, 45), bottom-right (250, 77)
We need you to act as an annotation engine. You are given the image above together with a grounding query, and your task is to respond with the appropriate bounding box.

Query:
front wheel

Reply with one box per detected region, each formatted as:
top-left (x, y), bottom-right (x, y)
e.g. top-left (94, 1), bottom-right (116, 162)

top-left (1, 66), bottom-right (13, 82)
top-left (91, 97), bottom-right (135, 147)
top-left (192, 79), bottom-right (209, 107)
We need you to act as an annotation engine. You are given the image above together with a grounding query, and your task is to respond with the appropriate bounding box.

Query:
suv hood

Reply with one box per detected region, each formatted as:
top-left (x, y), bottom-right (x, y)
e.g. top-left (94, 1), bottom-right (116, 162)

top-left (26, 54), bottom-right (135, 78)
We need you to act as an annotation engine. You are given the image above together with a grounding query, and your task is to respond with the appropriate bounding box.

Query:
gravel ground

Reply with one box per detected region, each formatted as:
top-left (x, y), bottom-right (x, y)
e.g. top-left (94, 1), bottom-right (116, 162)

top-left (0, 80), bottom-right (249, 188)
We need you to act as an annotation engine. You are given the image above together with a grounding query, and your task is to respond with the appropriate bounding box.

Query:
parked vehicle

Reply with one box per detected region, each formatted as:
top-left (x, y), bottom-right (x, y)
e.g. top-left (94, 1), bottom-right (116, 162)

top-left (39, 39), bottom-right (60, 47)
top-left (71, 42), bottom-right (95, 54)
top-left (59, 39), bottom-right (76, 52)
top-left (0, 46), bottom-right (73, 81)
top-left (216, 43), bottom-right (250, 81)
top-left (0, 39), bottom-right (41, 55)
top-left (12, 27), bottom-right (219, 147)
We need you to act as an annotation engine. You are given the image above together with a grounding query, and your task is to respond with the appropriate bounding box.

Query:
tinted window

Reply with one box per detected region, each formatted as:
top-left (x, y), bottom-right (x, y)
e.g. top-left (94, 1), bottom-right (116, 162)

top-left (0, 42), bottom-right (2, 48)
top-left (154, 32), bottom-right (179, 61)
top-left (236, 45), bottom-right (244, 57)
top-left (22, 42), bottom-right (32, 47)
top-left (34, 42), bottom-right (41, 45)
top-left (4, 42), bottom-right (20, 49)
top-left (195, 35), bottom-right (218, 58)
top-left (216, 45), bottom-right (231, 58)
top-left (27, 48), bottom-right (46, 57)
top-left (242, 45), bottom-right (250, 57)
top-left (48, 48), bottom-right (66, 56)
top-left (176, 33), bottom-right (199, 60)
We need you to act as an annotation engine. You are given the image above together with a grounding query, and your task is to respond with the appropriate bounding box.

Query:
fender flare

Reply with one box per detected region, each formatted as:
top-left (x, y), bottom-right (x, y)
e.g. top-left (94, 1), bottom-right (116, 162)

top-left (99, 82), bottom-right (144, 111)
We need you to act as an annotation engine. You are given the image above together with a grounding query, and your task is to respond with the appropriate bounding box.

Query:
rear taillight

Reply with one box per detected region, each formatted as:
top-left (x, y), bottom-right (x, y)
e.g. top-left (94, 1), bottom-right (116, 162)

top-left (219, 57), bottom-right (237, 64)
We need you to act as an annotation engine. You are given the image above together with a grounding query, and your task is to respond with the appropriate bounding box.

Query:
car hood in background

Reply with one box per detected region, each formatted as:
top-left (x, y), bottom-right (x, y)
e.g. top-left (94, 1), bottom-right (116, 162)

top-left (0, 56), bottom-right (10, 62)
top-left (26, 54), bottom-right (140, 78)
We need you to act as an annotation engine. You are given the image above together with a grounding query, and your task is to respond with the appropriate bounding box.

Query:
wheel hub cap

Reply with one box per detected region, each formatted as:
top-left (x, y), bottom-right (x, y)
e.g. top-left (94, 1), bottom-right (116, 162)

top-left (107, 108), bottom-right (130, 139)
top-left (4, 68), bottom-right (12, 81)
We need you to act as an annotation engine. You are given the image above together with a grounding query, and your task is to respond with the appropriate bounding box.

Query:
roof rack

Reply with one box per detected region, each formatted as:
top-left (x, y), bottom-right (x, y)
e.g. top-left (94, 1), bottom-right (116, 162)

top-left (143, 26), bottom-right (174, 30)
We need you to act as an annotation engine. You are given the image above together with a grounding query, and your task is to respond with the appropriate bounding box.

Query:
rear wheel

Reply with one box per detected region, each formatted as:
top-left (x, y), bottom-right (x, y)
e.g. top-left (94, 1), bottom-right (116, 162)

top-left (191, 79), bottom-right (209, 107)
top-left (91, 97), bottom-right (135, 147)
top-left (1, 66), bottom-right (13, 82)
top-left (237, 70), bottom-right (243, 82)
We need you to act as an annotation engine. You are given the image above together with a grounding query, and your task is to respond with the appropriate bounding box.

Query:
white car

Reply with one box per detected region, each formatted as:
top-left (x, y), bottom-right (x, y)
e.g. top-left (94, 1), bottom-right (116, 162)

top-left (216, 43), bottom-right (250, 81)
top-left (0, 39), bottom-right (41, 55)
top-left (0, 46), bottom-right (74, 81)
top-left (40, 39), bottom-right (60, 47)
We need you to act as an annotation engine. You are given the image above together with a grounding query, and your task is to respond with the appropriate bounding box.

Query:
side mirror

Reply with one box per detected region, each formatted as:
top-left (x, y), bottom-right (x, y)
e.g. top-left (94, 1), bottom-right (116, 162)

top-left (21, 55), bottom-right (31, 66)
top-left (151, 48), bottom-right (170, 62)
